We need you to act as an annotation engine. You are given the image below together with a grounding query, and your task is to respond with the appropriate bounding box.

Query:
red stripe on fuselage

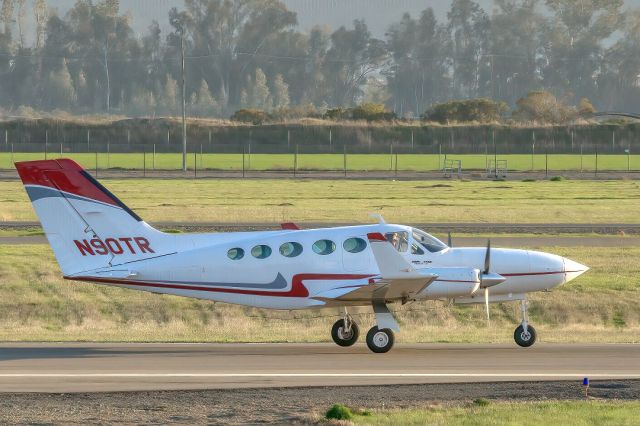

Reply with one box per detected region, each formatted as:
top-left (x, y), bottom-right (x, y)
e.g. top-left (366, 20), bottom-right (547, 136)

top-left (65, 273), bottom-right (375, 298)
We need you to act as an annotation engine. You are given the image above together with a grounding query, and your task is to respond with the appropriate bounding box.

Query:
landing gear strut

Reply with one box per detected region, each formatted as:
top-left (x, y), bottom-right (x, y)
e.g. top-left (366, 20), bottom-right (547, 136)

top-left (514, 299), bottom-right (537, 347)
top-left (331, 308), bottom-right (359, 347)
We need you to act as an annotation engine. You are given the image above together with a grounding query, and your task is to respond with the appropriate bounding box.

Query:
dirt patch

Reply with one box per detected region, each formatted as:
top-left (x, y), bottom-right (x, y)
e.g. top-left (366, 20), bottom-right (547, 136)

top-left (0, 380), bottom-right (637, 424)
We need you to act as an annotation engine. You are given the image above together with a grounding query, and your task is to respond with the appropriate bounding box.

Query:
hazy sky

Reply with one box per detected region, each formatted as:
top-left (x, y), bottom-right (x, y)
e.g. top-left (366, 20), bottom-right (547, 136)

top-left (43, 0), bottom-right (640, 38)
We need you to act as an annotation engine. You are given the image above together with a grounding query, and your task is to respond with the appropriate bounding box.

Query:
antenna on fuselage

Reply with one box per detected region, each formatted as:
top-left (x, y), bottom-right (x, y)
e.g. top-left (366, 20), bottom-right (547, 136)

top-left (369, 213), bottom-right (386, 225)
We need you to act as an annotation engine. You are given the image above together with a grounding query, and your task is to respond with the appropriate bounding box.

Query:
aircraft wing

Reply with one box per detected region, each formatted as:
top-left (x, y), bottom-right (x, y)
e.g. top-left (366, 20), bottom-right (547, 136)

top-left (312, 232), bottom-right (437, 303)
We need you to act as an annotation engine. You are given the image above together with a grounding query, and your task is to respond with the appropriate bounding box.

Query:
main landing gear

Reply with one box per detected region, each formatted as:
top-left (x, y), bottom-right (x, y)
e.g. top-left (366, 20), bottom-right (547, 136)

top-left (514, 299), bottom-right (537, 347)
top-left (331, 303), bottom-right (399, 353)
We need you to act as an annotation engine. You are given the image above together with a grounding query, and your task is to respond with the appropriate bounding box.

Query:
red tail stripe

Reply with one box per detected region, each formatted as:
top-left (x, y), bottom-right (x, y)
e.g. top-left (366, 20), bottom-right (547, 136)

top-left (15, 159), bottom-right (118, 206)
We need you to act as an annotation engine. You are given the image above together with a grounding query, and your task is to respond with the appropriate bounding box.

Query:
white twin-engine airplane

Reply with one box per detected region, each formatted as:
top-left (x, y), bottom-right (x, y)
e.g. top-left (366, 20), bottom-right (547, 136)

top-left (16, 159), bottom-right (589, 353)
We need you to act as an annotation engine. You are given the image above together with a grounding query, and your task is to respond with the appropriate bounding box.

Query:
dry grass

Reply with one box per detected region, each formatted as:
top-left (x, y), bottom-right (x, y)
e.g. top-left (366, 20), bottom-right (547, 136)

top-left (2, 178), bottom-right (640, 223)
top-left (0, 244), bottom-right (638, 343)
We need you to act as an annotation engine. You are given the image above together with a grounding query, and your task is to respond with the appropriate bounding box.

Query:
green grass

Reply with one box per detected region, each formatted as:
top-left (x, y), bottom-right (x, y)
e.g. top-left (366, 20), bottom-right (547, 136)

top-left (346, 401), bottom-right (640, 425)
top-left (2, 152), bottom-right (639, 171)
top-left (2, 178), bottom-right (640, 223)
top-left (0, 244), bottom-right (638, 342)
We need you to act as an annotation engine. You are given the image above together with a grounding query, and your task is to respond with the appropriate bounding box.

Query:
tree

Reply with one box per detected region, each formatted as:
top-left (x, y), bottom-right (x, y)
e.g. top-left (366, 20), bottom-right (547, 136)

top-left (385, 9), bottom-right (450, 117)
top-left (250, 68), bottom-right (271, 109)
top-left (447, 0), bottom-right (491, 99)
top-left (513, 91), bottom-right (576, 123)
top-left (162, 74), bottom-right (178, 115)
top-left (423, 98), bottom-right (508, 123)
top-left (323, 20), bottom-right (387, 106)
top-left (45, 59), bottom-right (76, 109)
top-left (191, 79), bottom-right (219, 117)
top-left (541, 0), bottom-right (624, 104)
top-left (489, 0), bottom-right (545, 105)
top-left (272, 74), bottom-right (290, 109)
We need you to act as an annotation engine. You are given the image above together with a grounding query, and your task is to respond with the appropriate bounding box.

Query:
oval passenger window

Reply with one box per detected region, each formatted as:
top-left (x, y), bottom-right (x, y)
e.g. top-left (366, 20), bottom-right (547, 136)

top-left (312, 239), bottom-right (336, 255)
top-left (227, 248), bottom-right (244, 260)
top-left (251, 245), bottom-right (272, 259)
top-left (279, 242), bottom-right (303, 258)
top-left (343, 237), bottom-right (367, 254)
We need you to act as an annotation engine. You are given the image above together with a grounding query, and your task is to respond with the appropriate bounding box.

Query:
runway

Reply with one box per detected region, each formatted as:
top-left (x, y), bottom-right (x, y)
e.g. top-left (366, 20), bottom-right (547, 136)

top-left (1, 343), bottom-right (639, 392)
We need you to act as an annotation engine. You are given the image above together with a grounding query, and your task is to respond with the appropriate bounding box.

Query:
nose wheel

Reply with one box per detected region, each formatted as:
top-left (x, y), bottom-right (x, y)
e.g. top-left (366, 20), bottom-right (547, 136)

top-left (331, 309), bottom-right (359, 347)
top-left (514, 299), bottom-right (537, 347)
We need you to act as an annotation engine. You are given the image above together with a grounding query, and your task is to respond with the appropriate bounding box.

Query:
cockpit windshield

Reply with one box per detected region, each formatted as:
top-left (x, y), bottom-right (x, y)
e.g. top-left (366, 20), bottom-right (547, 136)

top-left (412, 228), bottom-right (448, 253)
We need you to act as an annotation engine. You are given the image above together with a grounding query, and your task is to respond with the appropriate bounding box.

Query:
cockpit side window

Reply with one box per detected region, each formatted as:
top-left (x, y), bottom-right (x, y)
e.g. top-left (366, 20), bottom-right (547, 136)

top-left (411, 243), bottom-right (424, 255)
top-left (384, 231), bottom-right (409, 252)
top-left (412, 229), bottom-right (447, 253)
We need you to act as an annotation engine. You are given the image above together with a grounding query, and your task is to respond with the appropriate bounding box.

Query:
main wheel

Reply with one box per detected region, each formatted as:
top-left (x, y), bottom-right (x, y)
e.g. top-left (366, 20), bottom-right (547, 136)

top-left (514, 324), bottom-right (537, 347)
top-left (366, 326), bottom-right (395, 353)
top-left (331, 319), bottom-right (359, 347)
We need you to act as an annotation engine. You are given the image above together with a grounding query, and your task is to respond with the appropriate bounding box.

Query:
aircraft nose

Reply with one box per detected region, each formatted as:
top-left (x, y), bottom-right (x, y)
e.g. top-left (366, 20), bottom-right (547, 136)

top-left (563, 257), bottom-right (589, 283)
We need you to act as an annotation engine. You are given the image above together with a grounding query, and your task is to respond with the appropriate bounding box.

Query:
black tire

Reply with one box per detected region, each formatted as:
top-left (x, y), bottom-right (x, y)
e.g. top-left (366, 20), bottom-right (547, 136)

top-left (366, 326), bottom-right (395, 353)
top-left (331, 319), bottom-right (359, 347)
top-left (514, 324), bottom-right (537, 347)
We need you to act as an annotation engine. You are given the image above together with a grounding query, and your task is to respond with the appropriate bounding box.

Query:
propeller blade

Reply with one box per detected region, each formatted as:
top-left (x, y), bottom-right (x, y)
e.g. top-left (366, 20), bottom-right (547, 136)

top-left (484, 287), bottom-right (490, 324)
top-left (448, 231), bottom-right (452, 247)
top-left (483, 239), bottom-right (491, 274)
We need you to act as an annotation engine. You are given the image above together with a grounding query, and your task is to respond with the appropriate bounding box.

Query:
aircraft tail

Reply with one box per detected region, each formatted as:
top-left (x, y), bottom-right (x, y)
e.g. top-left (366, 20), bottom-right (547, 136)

top-left (15, 159), bottom-right (171, 276)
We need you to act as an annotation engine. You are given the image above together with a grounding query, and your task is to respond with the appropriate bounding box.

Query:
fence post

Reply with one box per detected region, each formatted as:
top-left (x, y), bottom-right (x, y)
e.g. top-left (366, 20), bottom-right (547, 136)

top-left (127, 129), bottom-right (131, 147)
top-left (107, 143), bottom-right (110, 169)
top-left (143, 150), bottom-right (146, 177)
top-left (545, 149), bottom-right (548, 178)
top-left (579, 143), bottom-right (583, 172)
top-left (247, 142), bottom-right (251, 170)
top-left (242, 144), bottom-right (246, 178)
top-left (45, 130), bottom-right (48, 160)
top-left (390, 142), bottom-right (393, 171)
top-left (531, 131), bottom-right (535, 171)
top-left (411, 131), bottom-right (414, 152)
top-left (200, 144), bottom-right (203, 171)
top-left (595, 145), bottom-right (598, 176)
top-left (294, 144), bottom-right (298, 177)
top-left (153, 144), bottom-right (155, 170)
top-left (60, 143), bottom-right (62, 157)
top-left (329, 128), bottom-right (332, 152)
top-left (95, 150), bottom-right (98, 178)
top-left (287, 130), bottom-right (290, 150)
top-left (208, 130), bottom-right (212, 146)
top-left (343, 144), bottom-right (347, 177)
top-left (395, 152), bottom-right (398, 177)
top-left (5, 129), bottom-right (7, 145)
top-left (627, 146), bottom-right (630, 172)
top-left (194, 150), bottom-right (197, 178)
top-left (87, 129), bottom-right (90, 152)
top-left (167, 128), bottom-right (170, 145)
top-left (11, 143), bottom-right (13, 165)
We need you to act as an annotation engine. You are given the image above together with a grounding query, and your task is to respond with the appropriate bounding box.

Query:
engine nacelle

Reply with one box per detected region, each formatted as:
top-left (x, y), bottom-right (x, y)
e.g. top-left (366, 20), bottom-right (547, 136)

top-left (417, 267), bottom-right (480, 299)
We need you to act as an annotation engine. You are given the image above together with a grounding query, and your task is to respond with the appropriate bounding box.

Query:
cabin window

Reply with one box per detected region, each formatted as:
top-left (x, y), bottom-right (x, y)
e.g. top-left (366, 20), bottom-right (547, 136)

top-left (279, 242), bottom-right (303, 258)
top-left (384, 231), bottom-right (409, 252)
top-left (312, 239), bottom-right (336, 255)
top-left (227, 248), bottom-right (244, 260)
top-left (343, 237), bottom-right (367, 254)
top-left (251, 245), bottom-right (272, 259)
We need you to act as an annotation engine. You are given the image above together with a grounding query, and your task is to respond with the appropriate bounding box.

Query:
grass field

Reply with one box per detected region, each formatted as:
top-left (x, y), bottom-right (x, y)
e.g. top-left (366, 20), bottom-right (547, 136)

top-left (0, 244), bottom-right (637, 342)
top-left (336, 401), bottom-right (640, 425)
top-left (1, 152), bottom-right (639, 172)
top-left (2, 178), bottom-right (640, 223)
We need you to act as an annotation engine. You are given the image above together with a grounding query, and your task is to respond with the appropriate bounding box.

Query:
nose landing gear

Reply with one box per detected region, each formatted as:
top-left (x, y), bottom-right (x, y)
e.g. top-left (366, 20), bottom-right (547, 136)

top-left (331, 308), bottom-right (359, 347)
top-left (514, 299), bottom-right (537, 347)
